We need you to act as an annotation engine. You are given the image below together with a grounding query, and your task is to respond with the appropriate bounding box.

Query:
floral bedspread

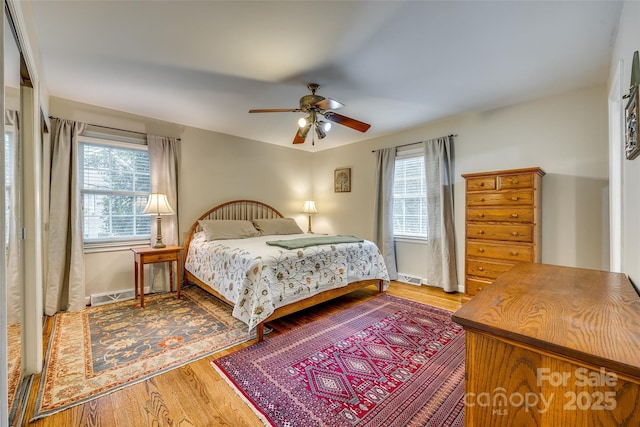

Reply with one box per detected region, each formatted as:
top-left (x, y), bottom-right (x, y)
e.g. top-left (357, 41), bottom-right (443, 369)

top-left (184, 232), bottom-right (390, 331)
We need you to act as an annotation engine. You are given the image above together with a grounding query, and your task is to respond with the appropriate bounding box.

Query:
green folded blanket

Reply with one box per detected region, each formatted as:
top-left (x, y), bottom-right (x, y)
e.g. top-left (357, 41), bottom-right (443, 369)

top-left (266, 235), bottom-right (364, 250)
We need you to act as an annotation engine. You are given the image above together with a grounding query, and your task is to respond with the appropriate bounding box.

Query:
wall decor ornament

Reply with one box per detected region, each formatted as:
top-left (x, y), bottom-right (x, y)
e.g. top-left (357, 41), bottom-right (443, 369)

top-left (334, 167), bottom-right (351, 192)
top-left (625, 51), bottom-right (640, 160)
top-left (626, 86), bottom-right (640, 160)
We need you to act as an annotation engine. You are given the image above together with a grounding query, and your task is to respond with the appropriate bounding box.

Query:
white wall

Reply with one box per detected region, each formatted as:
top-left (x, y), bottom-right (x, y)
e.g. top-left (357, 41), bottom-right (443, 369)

top-left (50, 97), bottom-right (314, 297)
top-left (50, 80), bottom-right (610, 297)
top-left (177, 125), bottom-right (314, 241)
top-left (610, 1), bottom-right (640, 288)
top-left (313, 84), bottom-right (609, 287)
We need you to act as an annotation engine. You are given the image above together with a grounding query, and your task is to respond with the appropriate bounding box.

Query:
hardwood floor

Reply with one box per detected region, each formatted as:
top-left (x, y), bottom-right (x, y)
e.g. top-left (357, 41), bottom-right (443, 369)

top-left (17, 282), bottom-right (462, 427)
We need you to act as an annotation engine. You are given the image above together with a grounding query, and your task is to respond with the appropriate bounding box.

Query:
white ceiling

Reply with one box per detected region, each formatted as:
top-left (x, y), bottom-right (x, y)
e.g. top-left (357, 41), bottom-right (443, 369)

top-left (29, 0), bottom-right (622, 152)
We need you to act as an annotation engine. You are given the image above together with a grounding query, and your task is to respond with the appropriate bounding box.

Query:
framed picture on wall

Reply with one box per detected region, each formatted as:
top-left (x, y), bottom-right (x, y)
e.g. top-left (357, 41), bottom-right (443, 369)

top-left (334, 167), bottom-right (351, 192)
top-left (625, 85), bottom-right (640, 160)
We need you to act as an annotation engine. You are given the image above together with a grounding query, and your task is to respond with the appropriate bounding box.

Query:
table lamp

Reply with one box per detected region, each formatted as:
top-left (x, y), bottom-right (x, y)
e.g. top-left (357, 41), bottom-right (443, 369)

top-left (302, 200), bottom-right (318, 234)
top-left (143, 193), bottom-right (175, 248)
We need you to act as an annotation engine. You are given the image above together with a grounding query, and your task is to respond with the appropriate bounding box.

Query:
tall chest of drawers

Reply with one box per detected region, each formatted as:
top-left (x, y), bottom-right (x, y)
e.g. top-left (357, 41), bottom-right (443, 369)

top-left (462, 167), bottom-right (544, 299)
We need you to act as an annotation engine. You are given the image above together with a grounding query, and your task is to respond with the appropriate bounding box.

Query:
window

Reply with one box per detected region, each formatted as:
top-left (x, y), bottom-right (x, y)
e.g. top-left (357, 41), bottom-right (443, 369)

top-left (79, 136), bottom-right (151, 244)
top-left (393, 152), bottom-right (427, 238)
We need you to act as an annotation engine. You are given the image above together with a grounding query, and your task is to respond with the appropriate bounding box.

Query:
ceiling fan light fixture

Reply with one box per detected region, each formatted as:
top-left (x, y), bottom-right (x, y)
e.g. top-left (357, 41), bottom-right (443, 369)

top-left (319, 121), bottom-right (331, 132)
top-left (298, 122), bottom-right (312, 139)
top-left (249, 83), bottom-right (371, 145)
top-left (315, 124), bottom-right (327, 139)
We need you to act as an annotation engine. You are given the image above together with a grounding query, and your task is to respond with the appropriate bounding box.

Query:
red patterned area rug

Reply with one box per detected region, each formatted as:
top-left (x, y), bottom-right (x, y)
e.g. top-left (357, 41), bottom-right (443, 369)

top-left (32, 285), bottom-right (254, 421)
top-left (212, 294), bottom-right (465, 426)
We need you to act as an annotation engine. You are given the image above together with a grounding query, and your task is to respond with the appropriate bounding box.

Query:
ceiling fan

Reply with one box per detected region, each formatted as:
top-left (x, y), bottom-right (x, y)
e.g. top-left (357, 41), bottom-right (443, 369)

top-left (249, 83), bottom-right (371, 145)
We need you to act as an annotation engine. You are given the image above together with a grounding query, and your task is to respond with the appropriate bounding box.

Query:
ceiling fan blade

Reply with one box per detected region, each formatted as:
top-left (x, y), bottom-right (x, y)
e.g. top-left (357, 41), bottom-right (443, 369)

top-left (249, 108), bottom-right (300, 113)
top-left (314, 98), bottom-right (344, 111)
top-left (293, 129), bottom-right (306, 144)
top-left (323, 112), bottom-right (371, 133)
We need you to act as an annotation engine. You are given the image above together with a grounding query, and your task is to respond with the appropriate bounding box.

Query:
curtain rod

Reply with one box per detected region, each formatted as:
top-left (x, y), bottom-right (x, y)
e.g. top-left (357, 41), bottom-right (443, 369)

top-left (48, 116), bottom-right (181, 141)
top-left (371, 134), bottom-right (457, 153)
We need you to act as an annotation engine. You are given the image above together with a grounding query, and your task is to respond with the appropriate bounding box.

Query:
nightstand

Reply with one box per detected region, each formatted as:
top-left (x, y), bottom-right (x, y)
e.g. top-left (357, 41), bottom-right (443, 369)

top-left (131, 245), bottom-right (183, 307)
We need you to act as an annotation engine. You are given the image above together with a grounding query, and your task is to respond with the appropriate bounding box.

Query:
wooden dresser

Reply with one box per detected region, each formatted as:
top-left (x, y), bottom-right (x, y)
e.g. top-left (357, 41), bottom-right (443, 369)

top-left (462, 167), bottom-right (544, 299)
top-left (452, 263), bottom-right (640, 426)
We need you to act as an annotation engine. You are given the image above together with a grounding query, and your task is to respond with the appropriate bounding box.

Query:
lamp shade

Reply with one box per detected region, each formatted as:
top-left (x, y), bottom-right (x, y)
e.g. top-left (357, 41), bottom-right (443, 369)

top-left (143, 193), bottom-right (175, 215)
top-left (302, 200), bottom-right (318, 214)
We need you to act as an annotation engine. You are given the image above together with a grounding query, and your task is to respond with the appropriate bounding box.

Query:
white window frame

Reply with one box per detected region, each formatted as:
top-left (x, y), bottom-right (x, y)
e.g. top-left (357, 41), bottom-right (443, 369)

top-left (393, 147), bottom-right (428, 242)
top-left (79, 135), bottom-right (151, 252)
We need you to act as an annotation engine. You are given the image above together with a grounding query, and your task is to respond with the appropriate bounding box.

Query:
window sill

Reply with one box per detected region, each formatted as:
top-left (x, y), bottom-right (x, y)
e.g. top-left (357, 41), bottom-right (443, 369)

top-left (84, 239), bottom-right (151, 254)
top-left (394, 236), bottom-right (427, 245)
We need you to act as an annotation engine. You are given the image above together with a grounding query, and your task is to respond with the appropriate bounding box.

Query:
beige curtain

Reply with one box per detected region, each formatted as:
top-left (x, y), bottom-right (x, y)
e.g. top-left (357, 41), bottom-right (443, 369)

top-left (45, 119), bottom-right (87, 315)
top-left (424, 136), bottom-right (458, 292)
top-left (147, 135), bottom-right (179, 292)
top-left (5, 110), bottom-right (21, 324)
top-left (374, 147), bottom-right (398, 280)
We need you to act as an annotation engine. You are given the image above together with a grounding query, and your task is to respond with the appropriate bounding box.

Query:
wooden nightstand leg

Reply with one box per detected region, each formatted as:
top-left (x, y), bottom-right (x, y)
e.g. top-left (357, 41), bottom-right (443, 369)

top-left (169, 261), bottom-right (174, 292)
top-left (134, 260), bottom-right (139, 299)
top-left (140, 262), bottom-right (145, 308)
top-left (176, 256), bottom-right (181, 299)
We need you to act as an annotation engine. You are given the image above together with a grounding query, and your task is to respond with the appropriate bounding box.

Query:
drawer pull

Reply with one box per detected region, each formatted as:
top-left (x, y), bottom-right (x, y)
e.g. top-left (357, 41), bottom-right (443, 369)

top-left (478, 248), bottom-right (485, 253)
top-left (478, 267), bottom-right (484, 271)
top-left (511, 213), bottom-right (519, 218)
top-left (480, 198), bottom-right (485, 202)
top-left (510, 251), bottom-right (519, 256)
top-left (512, 232), bottom-right (519, 236)
top-left (478, 230), bottom-right (485, 235)
top-left (511, 196), bottom-right (519, 201)
top-left (479, 182), bottom-right (485, 187)
top-left (478, 213), bottom-right (485, 218)
top-left (512, 179), bottom-right (519, 184)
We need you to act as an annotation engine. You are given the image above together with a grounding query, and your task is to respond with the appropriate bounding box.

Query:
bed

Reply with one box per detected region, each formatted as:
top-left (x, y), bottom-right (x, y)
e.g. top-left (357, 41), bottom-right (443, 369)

top-left (183, 200), bottom-right (390, 341)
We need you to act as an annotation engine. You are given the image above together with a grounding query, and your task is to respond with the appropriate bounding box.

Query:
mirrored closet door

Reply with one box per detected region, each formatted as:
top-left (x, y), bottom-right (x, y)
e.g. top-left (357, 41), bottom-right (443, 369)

top-left (4, 7), bottom-right (23, 423)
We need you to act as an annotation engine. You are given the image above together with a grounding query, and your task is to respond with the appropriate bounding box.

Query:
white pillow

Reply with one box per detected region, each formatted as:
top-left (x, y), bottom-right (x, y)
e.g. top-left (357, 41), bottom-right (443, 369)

top-left (252, 218), bottom-right (304, 235)
top-left (198, 220), bottom-right (260, 241)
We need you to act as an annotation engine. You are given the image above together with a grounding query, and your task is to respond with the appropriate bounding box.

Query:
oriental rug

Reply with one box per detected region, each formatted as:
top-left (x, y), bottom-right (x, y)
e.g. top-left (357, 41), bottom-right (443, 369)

top-left (8, 323), bottom-right (22, 418)
top-left (213, 294), bottom-right (465, 427)
top-left (32, 285), bottom-right (254, 421)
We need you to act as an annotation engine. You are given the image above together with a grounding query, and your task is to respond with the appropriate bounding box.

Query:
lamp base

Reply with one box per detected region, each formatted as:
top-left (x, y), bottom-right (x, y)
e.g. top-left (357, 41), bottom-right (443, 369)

top-left (307, 214), bottom-right (313, 234)
top-left (153, 215), bottom-right (166, 248)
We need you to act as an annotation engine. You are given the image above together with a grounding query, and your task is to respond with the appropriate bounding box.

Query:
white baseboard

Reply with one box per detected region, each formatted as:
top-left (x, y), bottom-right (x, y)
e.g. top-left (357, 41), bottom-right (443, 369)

top-left (396, 273), bottom-right (465, 294)
top-left (86, 286), bottom-right (151, 306)
top-left (397, 273), bottom-right (423, 286)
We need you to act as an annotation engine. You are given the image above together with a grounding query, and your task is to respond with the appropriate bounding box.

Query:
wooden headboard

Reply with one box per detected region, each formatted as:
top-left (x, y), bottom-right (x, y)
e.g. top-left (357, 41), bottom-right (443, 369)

top-left (183, 200), bottom-right (284, 259)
